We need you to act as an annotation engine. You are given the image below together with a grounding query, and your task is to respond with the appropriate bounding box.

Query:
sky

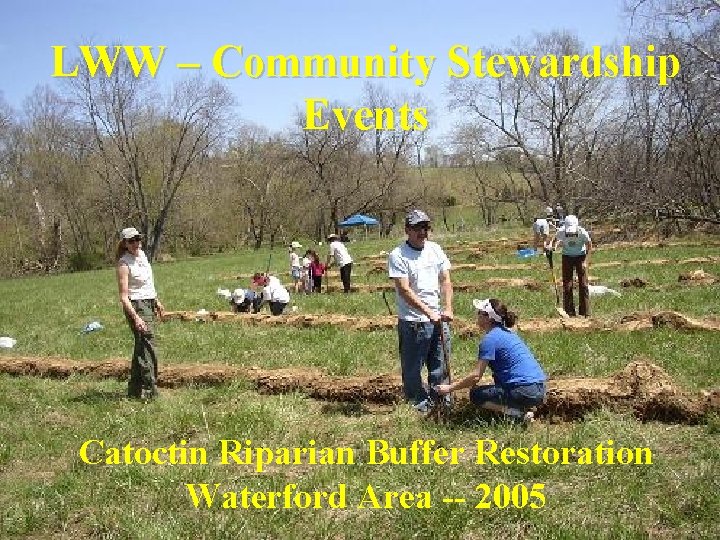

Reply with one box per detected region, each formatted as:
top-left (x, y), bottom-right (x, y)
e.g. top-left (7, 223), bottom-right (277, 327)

top-left (1, 0), bottom-right (630, 140)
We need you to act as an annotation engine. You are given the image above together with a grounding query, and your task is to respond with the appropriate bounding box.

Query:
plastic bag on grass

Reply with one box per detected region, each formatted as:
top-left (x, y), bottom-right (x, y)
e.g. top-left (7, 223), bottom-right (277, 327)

top-left (81, 321), bottom-right (104, 334)
top-left (0, 336), bottom-right (17, 348)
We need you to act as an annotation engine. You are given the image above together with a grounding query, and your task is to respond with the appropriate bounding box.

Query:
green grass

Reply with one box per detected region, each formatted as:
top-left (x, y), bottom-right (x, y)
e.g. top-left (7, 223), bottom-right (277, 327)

top-left (0, 227), bottom-right (719, 538)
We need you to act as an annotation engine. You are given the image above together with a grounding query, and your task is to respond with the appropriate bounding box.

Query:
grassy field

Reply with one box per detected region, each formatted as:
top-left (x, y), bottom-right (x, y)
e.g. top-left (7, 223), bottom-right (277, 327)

top-left (0, 225), bottom-right (719, 539)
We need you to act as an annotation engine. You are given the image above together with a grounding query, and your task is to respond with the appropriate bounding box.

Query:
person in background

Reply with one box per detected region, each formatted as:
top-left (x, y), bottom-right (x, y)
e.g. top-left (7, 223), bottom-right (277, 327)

top-left (388, 209), bottom-right (453, 413)
top-left (301, 249), bottom-right (313, 294)
top-left (532, 215), bottom-right (553, 254)
top-left (289, 242), bottom-right (303, 294)
top-left (545, 206), bottom-right (554, 220)
top-left (309, 250), bottom-right (326, 293)
top-left (251, 272), bottom-right (290, 315)
top-left (551, 214), bottom-right (592, 317)
top-left (229, 288), bottom-right (259, 313)
top-left (435, 298), bottom-right (546, 424)
top-left (115, 227), bottom-right (165, 400)
top-left (555, 203), bottom-right (565, 223)
top-left (326, 233), bottom-right (353, 293)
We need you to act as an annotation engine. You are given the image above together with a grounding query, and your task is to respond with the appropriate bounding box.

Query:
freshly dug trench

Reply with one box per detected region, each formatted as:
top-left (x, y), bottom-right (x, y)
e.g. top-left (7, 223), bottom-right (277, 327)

top-left (0, 356), bottom-right (717, 424)
top-left (161, 310), bottom-right (720, 336)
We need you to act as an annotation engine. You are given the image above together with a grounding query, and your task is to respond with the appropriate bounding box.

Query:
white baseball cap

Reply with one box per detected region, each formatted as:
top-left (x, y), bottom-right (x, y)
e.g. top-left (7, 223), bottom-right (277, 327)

top-left (406, 209), bottom-right (431, 226)
top-left (564, 215), bottom-right (579, 234)
top-left (121, 227), bottom-right (141, 240)
top-left (232, 288), bottom-right (246, 300)
top-left (472, 298), bottom-right (503, 324)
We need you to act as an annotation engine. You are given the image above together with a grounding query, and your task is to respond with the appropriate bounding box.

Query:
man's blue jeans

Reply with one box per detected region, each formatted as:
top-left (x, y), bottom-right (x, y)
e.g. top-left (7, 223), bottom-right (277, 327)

top-left (398, 319), bottom-right (450, 405)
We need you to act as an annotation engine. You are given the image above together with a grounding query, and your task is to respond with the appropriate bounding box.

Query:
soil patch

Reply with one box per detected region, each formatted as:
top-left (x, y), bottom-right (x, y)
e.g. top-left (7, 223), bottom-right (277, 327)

top-left (321, 279), bottom-right (544, 293)
top-left (162, 310), bottom-right (720, 337)
top-left (367, 255), bottom-right (719, 274)
top-left (0, 356), bottom-right (716, 424)
top-left (621, 277), bottom-right (648, 288)
top-left (360, 240), bottom-right (720, 267)
top-left (678, 269), bottom-right (718, 285)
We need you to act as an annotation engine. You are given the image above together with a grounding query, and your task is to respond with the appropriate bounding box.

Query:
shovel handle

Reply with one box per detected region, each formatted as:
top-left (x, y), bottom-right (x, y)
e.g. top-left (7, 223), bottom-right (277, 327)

top-left (439, 322), bottom-right (452, 386)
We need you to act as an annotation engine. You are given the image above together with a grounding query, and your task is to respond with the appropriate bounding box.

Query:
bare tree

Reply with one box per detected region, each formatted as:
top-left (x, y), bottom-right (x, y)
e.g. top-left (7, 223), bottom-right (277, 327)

top-left (292, 103), bottom-right (373, 236)
top-left (607, 1), bottom-right (720, 225)
top-left (628, 0), bottom-right (720, 79)
top-left (70, 58), bottom-right (234, 260)
top-left (292, 89), bottom-right (429, 238)
top-left (22, 86), bottom-right (105, 266)
top-left (447, 32), bottom-right (611, 212)
top-left (449, 124), bottom-right (495, 224)
top-left (362, 83), bottom-right (428, 228)
top-left (0, 94), bottom-right (28, 272)
top-left (225, 125), bottom-right (303, 249)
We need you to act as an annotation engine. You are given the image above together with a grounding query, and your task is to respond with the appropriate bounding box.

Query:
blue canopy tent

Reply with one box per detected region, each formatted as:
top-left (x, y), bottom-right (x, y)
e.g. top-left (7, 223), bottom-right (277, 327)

top-left (338, 214), bottom-right (380, 240)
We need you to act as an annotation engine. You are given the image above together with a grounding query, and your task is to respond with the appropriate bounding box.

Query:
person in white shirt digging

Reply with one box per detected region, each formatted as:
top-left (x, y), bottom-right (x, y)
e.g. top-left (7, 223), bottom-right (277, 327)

top-left (251, 273), bottom-right (290, 315)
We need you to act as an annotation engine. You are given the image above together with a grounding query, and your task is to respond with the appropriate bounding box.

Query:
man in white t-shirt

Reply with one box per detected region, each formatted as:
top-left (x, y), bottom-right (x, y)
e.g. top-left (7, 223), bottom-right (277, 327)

top-left (387, 209), bottom-right (454, 413)
top-left (251, 273), bottom-right (290, 315)
top-left (326, 233), bottom-right (353, 293)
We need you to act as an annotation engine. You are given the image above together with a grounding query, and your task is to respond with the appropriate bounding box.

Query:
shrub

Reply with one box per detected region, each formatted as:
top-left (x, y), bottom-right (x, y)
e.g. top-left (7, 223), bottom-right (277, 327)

top-left (67, 251), bottom-right (106, 272)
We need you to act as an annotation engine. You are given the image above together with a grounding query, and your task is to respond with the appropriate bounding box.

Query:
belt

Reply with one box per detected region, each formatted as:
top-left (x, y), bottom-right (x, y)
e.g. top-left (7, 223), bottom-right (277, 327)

top-left (131, 298), bottom-right (157, 308)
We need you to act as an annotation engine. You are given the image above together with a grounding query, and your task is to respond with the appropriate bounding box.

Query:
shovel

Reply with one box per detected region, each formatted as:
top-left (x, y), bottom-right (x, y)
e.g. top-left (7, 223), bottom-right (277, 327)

top-left (381, 290), bottom-right (393, 316)
top-left (427, 322), bottom-right (453, 424)
top-left (546, 248), bottom-right (570, 319)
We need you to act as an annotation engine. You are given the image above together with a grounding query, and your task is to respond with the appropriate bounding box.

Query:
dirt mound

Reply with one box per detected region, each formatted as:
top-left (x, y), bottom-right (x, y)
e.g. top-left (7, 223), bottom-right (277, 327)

top-left (357, 279), bottom-right (544, 293)
top-left (620, 277), bottom-right (648, 288)
top-left (184, 311), bottom-right (400, 332)
top-left (650, 312), bottom-right (720, 330)
top-left (594, 240), bottom-right (720, 252)
top-left (253, 370), bottom-right (401, 404)
top-left (225, 280), bottom-right (547, 294)
top-left (368, 256), bottom-right (719, 275)
top-left (482, 278), bottom-right (544, 291)
top-left (0, 356), bottom-right (716, 424)
top-left (613, 360), bottom-right (676, 396)
top-left (163, 310), bottom-right (720, 337)
top-left (516, 311), bottom-right (720, 333)
top-left (363, 241), bottom-right (720, 268)
top-left (534, 360), bottom-right (714, 423)
top-left (678, 269), bottom-right (718, 285)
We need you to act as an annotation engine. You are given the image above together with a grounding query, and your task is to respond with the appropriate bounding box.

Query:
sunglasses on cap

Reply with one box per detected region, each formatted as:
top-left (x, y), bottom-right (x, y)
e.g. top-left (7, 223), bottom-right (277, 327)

top-left (126, 236), bottom-right (142, 243)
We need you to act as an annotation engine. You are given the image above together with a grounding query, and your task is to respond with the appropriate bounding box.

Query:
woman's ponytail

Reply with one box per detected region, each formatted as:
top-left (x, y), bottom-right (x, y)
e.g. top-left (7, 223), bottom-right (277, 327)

top-left (489, 298), bottom-right (518, 328)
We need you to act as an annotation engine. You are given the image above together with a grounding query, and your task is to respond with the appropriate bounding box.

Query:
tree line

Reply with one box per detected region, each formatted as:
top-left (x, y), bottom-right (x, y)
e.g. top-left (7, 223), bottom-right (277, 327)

top-left (0, 0), bottom-right (717, 275)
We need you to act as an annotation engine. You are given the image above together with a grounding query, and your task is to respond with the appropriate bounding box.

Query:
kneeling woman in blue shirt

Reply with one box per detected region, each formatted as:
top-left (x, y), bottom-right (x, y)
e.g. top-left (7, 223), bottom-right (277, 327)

top-left (435, 298), bottom-right (546, 421)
